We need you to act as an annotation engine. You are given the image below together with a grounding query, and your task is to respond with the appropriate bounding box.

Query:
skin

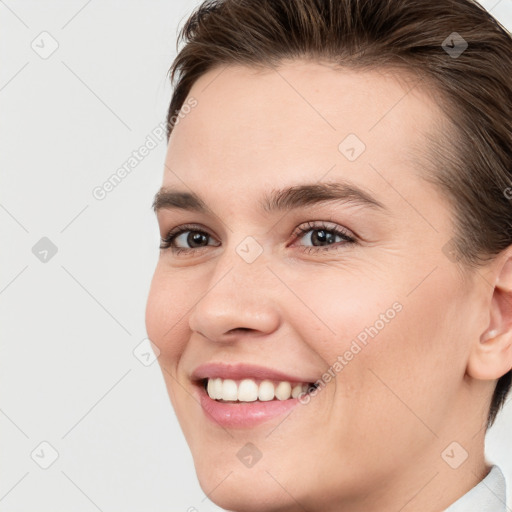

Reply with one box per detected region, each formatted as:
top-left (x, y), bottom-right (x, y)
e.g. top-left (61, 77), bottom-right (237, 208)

top-left (145, 60), bottom-right (512, 512)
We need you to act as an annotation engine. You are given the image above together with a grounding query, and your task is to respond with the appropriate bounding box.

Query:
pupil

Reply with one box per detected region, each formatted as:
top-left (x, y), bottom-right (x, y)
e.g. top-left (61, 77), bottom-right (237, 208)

top-left (188, 232), bottom-right (207, 247)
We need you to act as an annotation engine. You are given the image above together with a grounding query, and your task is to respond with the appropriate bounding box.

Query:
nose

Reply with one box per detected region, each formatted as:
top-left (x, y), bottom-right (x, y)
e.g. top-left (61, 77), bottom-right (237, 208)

top-left (188, 249), bottom-right (281, 343)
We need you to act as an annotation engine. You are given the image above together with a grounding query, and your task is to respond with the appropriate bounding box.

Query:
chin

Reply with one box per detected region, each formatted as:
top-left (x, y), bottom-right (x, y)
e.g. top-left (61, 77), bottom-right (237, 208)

top-left (195, 468), bottom-right (299, 512)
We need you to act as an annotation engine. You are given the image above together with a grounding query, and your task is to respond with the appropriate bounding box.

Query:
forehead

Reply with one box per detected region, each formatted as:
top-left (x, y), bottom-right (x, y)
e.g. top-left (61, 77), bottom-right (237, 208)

top-left (164, 61), bottom-right (442, 210)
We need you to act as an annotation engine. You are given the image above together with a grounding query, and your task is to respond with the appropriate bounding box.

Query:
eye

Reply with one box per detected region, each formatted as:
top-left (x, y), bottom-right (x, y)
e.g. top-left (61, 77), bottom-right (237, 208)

top-left (159, 223), bottom-right (219, 254)
top-left (291, 221), bottom-right (356, 253)
top-left (159, 221), bottom-right (356, 256)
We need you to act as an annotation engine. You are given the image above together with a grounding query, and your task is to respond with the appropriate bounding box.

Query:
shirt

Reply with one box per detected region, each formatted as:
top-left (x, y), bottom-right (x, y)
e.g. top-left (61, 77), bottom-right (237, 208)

top-left (443, 465), bottom-right (507, 512)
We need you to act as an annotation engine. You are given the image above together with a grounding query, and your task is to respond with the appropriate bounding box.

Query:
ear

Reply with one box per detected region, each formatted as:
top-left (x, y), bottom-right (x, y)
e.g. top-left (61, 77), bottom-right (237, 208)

top-left (467, 250), bottom-right (512, 380)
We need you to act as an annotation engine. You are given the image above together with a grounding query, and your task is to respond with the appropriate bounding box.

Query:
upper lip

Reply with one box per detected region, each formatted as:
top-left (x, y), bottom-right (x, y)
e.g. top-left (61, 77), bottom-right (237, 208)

top-left (191, 362), bottom-right (316, 384)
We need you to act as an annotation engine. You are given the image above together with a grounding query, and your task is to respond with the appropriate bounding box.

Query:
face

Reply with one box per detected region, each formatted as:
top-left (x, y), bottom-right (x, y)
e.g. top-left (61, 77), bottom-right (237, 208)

top-left (145, 61), bottom-right (488, 511)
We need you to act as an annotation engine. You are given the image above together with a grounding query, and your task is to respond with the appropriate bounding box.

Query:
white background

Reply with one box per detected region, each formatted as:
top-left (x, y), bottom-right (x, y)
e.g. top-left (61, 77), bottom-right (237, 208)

top-left (1, 1), bottom-right (511, 511)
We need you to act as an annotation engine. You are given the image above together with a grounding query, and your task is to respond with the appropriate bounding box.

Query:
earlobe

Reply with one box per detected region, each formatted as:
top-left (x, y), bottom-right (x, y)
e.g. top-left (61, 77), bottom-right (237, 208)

top-left (467, 252), bottom-right (512, 381)
top-left (467, 330), bottom-right (512, 380)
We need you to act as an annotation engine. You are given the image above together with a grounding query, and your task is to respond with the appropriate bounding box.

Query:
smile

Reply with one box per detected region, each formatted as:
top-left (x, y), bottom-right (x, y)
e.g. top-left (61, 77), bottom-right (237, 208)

top-left (192, 363), bottom-right (319, 428)
top-left (204, 377), bottom-right (316, 402)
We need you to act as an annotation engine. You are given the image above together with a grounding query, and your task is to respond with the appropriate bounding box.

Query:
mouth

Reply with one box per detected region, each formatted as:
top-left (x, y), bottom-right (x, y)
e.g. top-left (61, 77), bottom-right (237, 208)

top-left (202, 377), bottom-right (318, 403)
top-left (191, 362), bottom-right (320, 428)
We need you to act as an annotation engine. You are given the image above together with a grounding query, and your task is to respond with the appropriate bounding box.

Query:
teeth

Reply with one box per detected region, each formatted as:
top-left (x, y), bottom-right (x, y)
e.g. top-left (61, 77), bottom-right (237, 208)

top-left (205, 377), bottom-right (312, 402)
top-left (222, 379), bottom-right (238, 401)
top-left (291, 384), bottom-right (303, 398)
top-left (207, 377), bottom-right (224, 399)
top-left (258, 380), bottom-right (275, 401)
top-left (275, 381), bottom-right (292, 400)
top-left (238, 379), bottom-right (259, 401)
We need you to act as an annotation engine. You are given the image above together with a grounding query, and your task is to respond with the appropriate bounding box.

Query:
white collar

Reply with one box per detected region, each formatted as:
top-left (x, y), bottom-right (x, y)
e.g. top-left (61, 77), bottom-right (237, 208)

top-left (443, 465), bottom-right (507, 512)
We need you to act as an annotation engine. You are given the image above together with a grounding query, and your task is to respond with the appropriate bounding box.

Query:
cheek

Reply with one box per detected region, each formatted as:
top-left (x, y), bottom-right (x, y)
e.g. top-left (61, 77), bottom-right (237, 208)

top-left (283, 265), bottom-right (400, 355)
top-left (337, 270), bottom-right (469, 438)
top-left (287, 264), bottom-right (467, 432)
top-left (145, 265), bottom-right (191, 365)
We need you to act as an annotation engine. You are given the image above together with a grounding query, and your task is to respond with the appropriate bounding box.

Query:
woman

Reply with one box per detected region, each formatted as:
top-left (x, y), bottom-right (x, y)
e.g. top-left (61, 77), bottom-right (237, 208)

top-left (146, 0), bottom-right (512, 510)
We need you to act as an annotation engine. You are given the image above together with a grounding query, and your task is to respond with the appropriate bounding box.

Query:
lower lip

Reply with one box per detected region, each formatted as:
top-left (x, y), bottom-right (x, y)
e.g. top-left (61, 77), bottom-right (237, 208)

top-left (196, 383), bottom-right (304, 428)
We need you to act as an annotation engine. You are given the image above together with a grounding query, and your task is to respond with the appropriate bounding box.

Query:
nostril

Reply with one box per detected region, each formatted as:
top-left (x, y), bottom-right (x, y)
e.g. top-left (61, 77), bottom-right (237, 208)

top-left (228, 327), bottom-right (252, 335)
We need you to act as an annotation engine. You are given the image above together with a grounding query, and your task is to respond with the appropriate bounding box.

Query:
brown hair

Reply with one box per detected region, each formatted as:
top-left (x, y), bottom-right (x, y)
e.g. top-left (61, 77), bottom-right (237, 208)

top-left (165, 0), bottom-right (512, 429)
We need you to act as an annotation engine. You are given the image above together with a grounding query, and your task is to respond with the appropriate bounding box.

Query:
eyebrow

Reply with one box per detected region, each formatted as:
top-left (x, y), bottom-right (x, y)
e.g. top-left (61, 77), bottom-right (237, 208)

top-left (152, 181), bottom-right (387, 214)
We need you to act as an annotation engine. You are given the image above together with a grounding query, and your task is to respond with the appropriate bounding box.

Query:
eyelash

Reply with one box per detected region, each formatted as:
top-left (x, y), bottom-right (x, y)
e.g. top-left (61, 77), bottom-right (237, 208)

top-left (159, 221), bottom-right (356, 256)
